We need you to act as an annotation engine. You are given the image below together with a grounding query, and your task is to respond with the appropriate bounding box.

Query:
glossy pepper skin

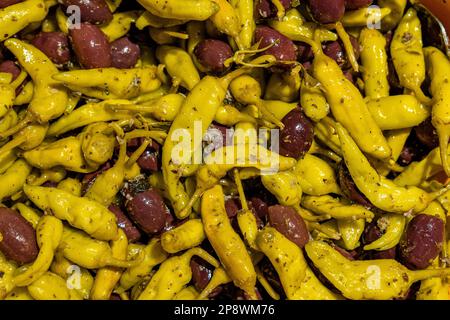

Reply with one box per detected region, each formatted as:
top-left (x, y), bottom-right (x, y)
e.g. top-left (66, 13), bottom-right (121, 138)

top-left (390, 8), bottom-right (429, 104)
top-left (23, 185), bottom-right (119, 241)
top-left (424, 47), bottom-right (450, 178)
top-left (336, 123), bottom-right (439, 214)
top-left (0, 0), bottom-right (48, 42)
top-left (4, 38), bottom-right (68, 123)
top-left (137, 0), bottom-right (219, 21)
top-left (305, 240), bottom-right (450, 300)
top-left (201, 185), bottom-right (258, 299)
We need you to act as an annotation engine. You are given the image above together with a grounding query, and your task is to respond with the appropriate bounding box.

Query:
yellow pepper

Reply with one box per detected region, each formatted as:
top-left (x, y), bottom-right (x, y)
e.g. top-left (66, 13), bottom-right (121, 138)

top-left (294, 266), bottom-right (342, 300)
top-left (367, 95), bottom-right (430, 130)
top-left (27, 168), bottom-right (67, 187)
top-left (230, 0), bottom-right (254, 50)
top-left (50, 254), bottom-right (94, 300)
top-left (302, 37), bottom-right (391, 160)
top-left (269, 9), bottom-right (337, 42)
top-left (53, 67), bottom-right (161, 100)
top-left (342, 7), bottom-right (391, 27)
top-left (137, 0), bottom-right (218, 21)
top-left (300, 77), bottom-right (330, 122)
top-left (118, 239), bottom-right (168, 292)
top-left (294, 154), bottom-right (341, 196)
top-left (79, 122), bottom-right (116, 169)
top-left (337, 218), bottom-right (365, 250)
top-left (301, 195), bottom-right (374, 220)
top-left (0, 0), bottom-right (47, 41)
top-left (373, 128), bottom-right (411, 176)
top-left (256, 227), bottom-right (307, 300)
top-left (314, 117), bottom-right (342, 156)
top-left (28, 272), bottom-right (82, 300)
top-left (336, 123), bottom-right (441, 214)
top-left (0, 159), bottom-right (31, 201)
top-left (0, 252), bottom-right (17, 299)
top-left (136, 11), bottom-right (186, 29)
top-left (378, 0), bottom-right (407, 31)
top-left (13, 203), bottom-right (41, 228)
top-left (14, 81), bottom-right (34, 106)
top-left (23, 185), bottom-right (119, 241)
top-left (210, 0), bottom-right (240, 37)
top-left (391, 8), bottom-right (430, 104)
top-left (261, 171), bottom-right (303, 208)
top-left (22, 136), bottom-right (94, 173)
top-left (416, 258), bottom-right (449, 300)
top-left (100, 11), bottom-right (140, 42)
top-left (90, 229), bottom-right (129, 300)
top-left (424, 46), bottom-right (450, 177)
top-left (4, 287), bottom-right (34, 300)
top-left (174, 286), bottom-right (201, 300)
top-left (305, 240), bottom-right (450, 300)
top-left (137, 247), bottom-right (219, 300)
top-left (264, 72), bottom-right (299, 103)
top-left (364, 214), bottom-right (406, 251)
top-left (197, 267), bottom-right (232, 300)
top-left (155, 45), bottom-right (200, 91)
top-left (201, 185), bottom-right (258, 299)
top-left (58, 227), bottom-right (137, 269)
top-left (160, 219), bottom-right (205, 254)
top-left (4, 38), bottom-right (68, 123)
top-left (13, 215), bottom-right (63, 287)
top-left (215, 104), bottom-right (256, 126)
top-left (359, 28), bottom-right (389, 99)
top-left (0, 72), bottom-right (20, 119)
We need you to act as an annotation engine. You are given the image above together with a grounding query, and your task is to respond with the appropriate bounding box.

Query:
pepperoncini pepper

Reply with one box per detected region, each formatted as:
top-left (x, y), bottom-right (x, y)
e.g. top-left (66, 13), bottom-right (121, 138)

top-left (201, 185), bottom-right (258, 299)
top-left (4, 38), bottom-right (68, 123)
top-left (305, 240), bottom-right (450, 300)
top-left (424, 46), bottom-right (450, 177)
top-left (23, 185), bottom-right (119, 241)
top-left (256, 227), bottom-right (307, 300)
top-left (13, 216), bottom-right (63, 287)
top-left (336, 123), bottom-right (444, 214)
top-left (160, 219), bottom-right (205, 254)
top-left (53, 67), bottom-right (161, 100)
top-left (363, 214), bottom-right (405, 251)
top-left (390, 8), bottom-right (430, 104)
top-left (137, 247), bottom-right (219, 300)
top-left (137, 0), bottom-right (219, 21)
top-left (0, 159), bottom-right (32, 201)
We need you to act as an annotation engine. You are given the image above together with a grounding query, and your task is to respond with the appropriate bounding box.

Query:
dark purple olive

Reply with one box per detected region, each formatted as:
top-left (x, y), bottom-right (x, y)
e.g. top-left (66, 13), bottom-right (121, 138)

top-left (296, 43), bottom-right (313, 62)
top-left (255, 0), bottom-right (292, 19)
top-left (108, 204), bottom-right (141, 242)
top-left (397, 146), bottom-right (417, 167)
top-left (345, 0), bottom-right (372, 10)
top-left (400, 214), bottom-right (444, 269)
top-left (338, 163), bottom-right (373, 208)
top-left (225, 198), bottom-right (239, 219)
top-left (137, 150), bottom-right (159, 172)
top-left (255, 26), bottom-right (297, 62)
top-left (32, 32), bottom-right (71, 65)
top-left (190, 258), bottom-right (212, 291)
top-left (0, 208), bottom-right (38, 264)
top-left (279, 107), bottom-right (314, 158)
top-left (110, 37), bottom-right (141, 69)
top-left (194, 39), bottom-right (233, 74)
top-left (0, 60), bottom-right (20, 80)
top-left (248, 197), bottom-right (269, 221)
top-left (125, 189), bottom-right (172, 234)
top-left (70, 22), bottom-right (112, 69)
top-left (268, 205), bottom-right (309, 248)
top-left (414, 118), bottom-right (439, 149)
top-left (308, 0), bottom-right (345, 24)
top-left (0, 0), bottom-right (23, 8)
top-left (61, 0), bottom-right (113, 24)
top-left (323, 36), bottom-right (360, 67)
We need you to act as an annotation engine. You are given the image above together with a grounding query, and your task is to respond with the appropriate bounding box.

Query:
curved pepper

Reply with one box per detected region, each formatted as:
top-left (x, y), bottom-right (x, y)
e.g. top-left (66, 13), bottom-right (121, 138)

top-left (294, 154), bottom-right (341, 196)
top-left (174, 286), bottom-right (201, 300)
top-left (313, 117), bottom-right (342, 156)
top-left (336, 122), bottom-right (443, 214)
top-left (390, 8), bottom-right (429, 104)
top-left (378, 0), bottom-right (407, 31)
top-left (13, 203), bottom-right (41, 228)
top-left (53, 67), bottom-right (161, 100)
top-left (0, 252), bottom-right (17, 299)
top-left (201, 185), bottom-right (258, 299)
top-left (80, 122), bottom-right (116, 169)
top-left (100, 11), bottom-right (140, 42)
top-left (90, 229), bottom-right (129, 300)
top-left (0, 158), bottom-right (31, 201)
top-left (136, 11), bottom-right (186, 29)
top-left (305, 240), bottom-right (450, 300)
top-left (300, 77), bottom-right (330, 122)
top-left (293, 266), bottom-right (342, 300)
top-left (137, 0), bottom-right (218, 21)
top-left (28, 271), bottom-right (82, 300)
top-left (342, 7), bottom-right (391, 27)
top-left (269, 9), bottom-right (337, 43)
top-left (424, 47), bottom-right (450, 177)
top-left (359, 28), bottom-right (389, 99)
top-left (337, 218), bottom-right (365, 251)
top-left (256, 227), bottom-right (307, 300)
top-left (210, 0), bottom-right (240, 38)
top-left (0, 0), bottom-right (47, 41)
top-left (118, 239), bottom-right (168, 291)
top-left (302, 195), bottom-right (374, 221)
top-left (364, 214), bottom-right (406, 251)
top-left (197, 267), bottom-right (232, 300)
top-left (58, 227), bottom-right (137, 269)
top-left (4, 38), bottom-right (68, 123)
top-left (230, 0), bottom-right (254, 50)
top-left (23, 185), bottom-right (119, 241)
top-left (261, 171), bottom-right (303, 208)
top-left (4, 287), bottom-right (34, 300)
top-left (301, 37), bottom-right (391, 160)
top-left (160, 219), bottom-right (205, 254)
top-left (13, 215), bottom-right (63, 287)
top-left (264, 71), bottom-right (299, 103)
top-left (137, 247), bottom-right (219, 300)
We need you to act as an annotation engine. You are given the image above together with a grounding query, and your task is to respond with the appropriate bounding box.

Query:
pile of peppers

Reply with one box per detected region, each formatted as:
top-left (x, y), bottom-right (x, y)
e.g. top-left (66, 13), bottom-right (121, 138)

top-left (0, 0), bottom-right (450, 301)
